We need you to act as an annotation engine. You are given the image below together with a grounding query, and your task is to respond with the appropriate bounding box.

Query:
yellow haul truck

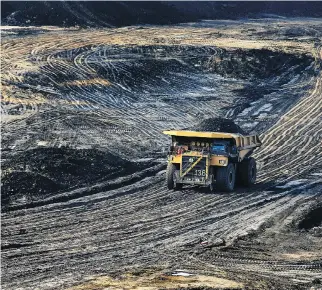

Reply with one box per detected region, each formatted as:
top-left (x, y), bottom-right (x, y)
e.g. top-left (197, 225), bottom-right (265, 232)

top-left (163, 130), bottom-right (262, 192)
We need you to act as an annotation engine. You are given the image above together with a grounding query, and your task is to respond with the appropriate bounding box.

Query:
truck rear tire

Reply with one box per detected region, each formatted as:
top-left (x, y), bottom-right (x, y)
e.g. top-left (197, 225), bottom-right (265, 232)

top-left (166, 163), bottom-right (182, 190)
top-left (238, 157), bottom-right (257, 186)
top-left (216, 163), bottom-right (236, 192)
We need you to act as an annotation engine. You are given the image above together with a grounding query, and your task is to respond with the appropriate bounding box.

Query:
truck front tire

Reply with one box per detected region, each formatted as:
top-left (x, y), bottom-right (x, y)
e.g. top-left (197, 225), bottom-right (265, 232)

top-left (166, 163), bottom-right (182, 190)
top-left (238, 157), bottom-right (257, 186)
top-left (216, 163), bottom-right (236, 192)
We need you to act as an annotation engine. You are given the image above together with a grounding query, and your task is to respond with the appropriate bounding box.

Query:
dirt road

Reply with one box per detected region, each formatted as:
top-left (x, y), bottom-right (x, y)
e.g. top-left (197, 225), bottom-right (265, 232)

top-left (1, 18), bottom-right (322, 289)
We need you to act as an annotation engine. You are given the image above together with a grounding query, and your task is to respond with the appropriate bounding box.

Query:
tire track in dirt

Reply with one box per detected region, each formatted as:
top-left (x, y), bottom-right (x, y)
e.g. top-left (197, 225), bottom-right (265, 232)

top-left (255, 46), bottom-right (322, 183)
top-left (2, 20), bottom-right (322, 289)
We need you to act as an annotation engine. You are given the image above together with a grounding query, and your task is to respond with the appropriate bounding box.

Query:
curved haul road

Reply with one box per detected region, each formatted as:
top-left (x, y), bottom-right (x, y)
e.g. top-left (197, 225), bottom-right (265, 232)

top-left (1, 19), bottom-right (322, 289)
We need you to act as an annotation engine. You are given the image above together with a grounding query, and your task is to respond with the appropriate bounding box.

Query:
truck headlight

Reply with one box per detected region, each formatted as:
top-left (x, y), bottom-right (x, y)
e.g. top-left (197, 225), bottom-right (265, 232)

top-left (219, 160), bottom-right (226, 165)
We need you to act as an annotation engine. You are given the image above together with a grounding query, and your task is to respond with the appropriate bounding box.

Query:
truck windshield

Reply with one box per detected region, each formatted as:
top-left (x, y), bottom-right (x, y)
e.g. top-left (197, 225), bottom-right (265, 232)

top-left (212, 144), bottom-right (226, 152)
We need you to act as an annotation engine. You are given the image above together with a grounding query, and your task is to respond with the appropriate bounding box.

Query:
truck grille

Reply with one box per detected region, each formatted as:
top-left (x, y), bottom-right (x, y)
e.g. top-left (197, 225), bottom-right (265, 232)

top-left (181, 156), bottom-right (207, 180)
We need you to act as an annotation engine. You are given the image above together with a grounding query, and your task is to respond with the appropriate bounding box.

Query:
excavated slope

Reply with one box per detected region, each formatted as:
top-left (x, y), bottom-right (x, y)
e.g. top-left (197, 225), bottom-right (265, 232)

top-left (1, 18), bottom-right (322, 290)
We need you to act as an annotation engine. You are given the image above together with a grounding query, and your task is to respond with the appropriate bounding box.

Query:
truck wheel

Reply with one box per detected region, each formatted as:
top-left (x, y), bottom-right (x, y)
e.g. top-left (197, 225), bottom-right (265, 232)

top-left (166, 163), bottom-right (182, 190)
top-left (216, 163), bottom-right (236, 192)
top-left (238, 157), bottom-right (257, 186)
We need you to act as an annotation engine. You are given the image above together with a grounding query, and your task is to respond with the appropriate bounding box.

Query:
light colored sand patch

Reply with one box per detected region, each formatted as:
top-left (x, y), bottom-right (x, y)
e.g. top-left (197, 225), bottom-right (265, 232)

top-left (1, 27), bottom-right (315, 59)
top-left (1, 85), bottom-right (87, 107)
top-left (1, 115), bottom-right (29, 123)
top-left (0, 25), bottom-right (78, 31)
top-left (66, 272), bottom-right (243, 290)
top-left (63, 78), bottom-right (111, 86)
top-left (58, 99), bottom-right (89, 106)
top-left (37, 141), bottom-right (49, 146)
top-left (171, 271), bottom-right (194, 277)
top-left (281, 251), bottom-right (322, 260)
top-left (1, 86), bottom-right (48, 105)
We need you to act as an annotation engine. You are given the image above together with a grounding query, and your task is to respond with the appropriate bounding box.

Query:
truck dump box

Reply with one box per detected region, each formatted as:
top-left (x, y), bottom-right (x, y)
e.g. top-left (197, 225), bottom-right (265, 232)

top-left (163, 130), bottom-right (262, 161)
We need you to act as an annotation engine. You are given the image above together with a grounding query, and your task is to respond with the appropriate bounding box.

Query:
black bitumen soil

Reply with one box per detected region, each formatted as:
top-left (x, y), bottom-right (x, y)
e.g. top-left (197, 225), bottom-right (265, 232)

top-left (189, 118), bottom-right (247, 134)
top-left (22, 45), bottom-right (315, 92)
top-left (2, 2), bottom-right (322, 27)
top-left (2, 17), bottom-right (322, 290)
top-left (9, 44), bottom-right (316, 139)
top-left (298, 205), bottom-right (322, 230)
top-left (206, 48), bottom-right (315, 80)
top-left (2, 147), bottom-right (135, 184)
top-left (1, 2), bottom-right (196, 27)
top-left (2, 171), bottom-right (65, 207)
top-left (1, 148), bottom-right (145, 211)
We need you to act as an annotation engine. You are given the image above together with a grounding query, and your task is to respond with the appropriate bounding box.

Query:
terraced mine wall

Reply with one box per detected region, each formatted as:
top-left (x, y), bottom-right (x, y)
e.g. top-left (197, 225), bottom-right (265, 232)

top-left (1, 17), bottom-right (322, 290)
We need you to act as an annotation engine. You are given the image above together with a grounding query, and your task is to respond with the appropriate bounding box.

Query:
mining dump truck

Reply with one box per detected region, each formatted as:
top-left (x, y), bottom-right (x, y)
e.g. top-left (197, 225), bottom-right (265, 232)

top-left (163, 130), bottom-right (262, 192)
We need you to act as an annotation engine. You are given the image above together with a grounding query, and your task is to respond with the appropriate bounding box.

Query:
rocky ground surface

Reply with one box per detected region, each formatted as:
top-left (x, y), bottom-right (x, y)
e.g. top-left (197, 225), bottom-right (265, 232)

top-left (1, 18), bottom-right (322, 290)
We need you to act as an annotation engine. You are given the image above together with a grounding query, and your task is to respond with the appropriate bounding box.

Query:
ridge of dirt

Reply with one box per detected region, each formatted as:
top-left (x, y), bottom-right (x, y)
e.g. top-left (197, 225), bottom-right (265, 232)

top-left (188, 118), bottom-right (247, 134)
top-left (1, 147), bottom-right (145, 211)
